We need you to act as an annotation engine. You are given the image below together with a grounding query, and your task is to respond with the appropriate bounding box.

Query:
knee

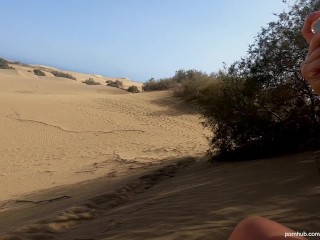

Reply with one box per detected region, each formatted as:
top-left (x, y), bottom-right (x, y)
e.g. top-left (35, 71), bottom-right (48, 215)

top-left (238, 216), bottom-right (266, 228)
top-left (229, 216), bottom-right (269, 240)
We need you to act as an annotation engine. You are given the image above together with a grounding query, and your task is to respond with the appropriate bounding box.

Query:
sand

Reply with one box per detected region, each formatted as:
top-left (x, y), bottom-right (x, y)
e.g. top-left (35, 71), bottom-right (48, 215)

top-left (0, 64), bottom-right (319, 240)
top-left (0, 63), bottom-right (208, 202)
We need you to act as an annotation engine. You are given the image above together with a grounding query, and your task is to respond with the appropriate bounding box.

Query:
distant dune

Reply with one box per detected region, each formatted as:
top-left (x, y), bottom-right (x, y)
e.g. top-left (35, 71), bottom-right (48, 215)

top-left (8, 62), bottom-right (143, 90)
top-left (0, 61), bottom-right (208, 203)
top-left (0, 61), bottom-right (319, 240)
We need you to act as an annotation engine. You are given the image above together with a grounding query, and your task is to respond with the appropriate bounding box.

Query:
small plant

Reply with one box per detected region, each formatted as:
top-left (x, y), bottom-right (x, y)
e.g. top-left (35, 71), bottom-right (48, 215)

top-left (106, 80), bottom-right (123, 88)
top-left (142, 77), bottom-right (173, 91)
top-left (0, 58), bottom-right (13, 69)
top-left (33, 69), bottom-right (46, 76)
top-left (51, 70), bottom-right (76, 80)
top-left (82, 78), bottom-right (101, 85)
top-left (127, 85), bottom-right (140, 93)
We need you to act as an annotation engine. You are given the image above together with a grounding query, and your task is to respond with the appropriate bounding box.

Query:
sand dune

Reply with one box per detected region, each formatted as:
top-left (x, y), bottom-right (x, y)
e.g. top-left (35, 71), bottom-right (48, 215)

top-left (1, 152), bottom-right (320, 240)
top-left (0, 64), bottom-right (319, 240)
top-left (0, 64), bottom-right (208, 203)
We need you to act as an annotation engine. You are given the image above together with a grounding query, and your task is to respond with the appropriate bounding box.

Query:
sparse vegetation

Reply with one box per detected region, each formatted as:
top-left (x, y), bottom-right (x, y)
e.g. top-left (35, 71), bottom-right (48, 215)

top-left (82, 78), bottom-right (101, 85)
top-left (171, 70), bottom-right (217, 100)
top-left (142, 70), bottom-right (216, 98)
top-left (199, 0), bottom-right (320, 161)
top-left (142, 78), bottom-right (173, 91)
top-left (33, 69), bottom-right (46, 76)
top-left (106, 80), bottom-right (123, 88)
top-left (51, 70), bottom-right (76, 80)
top-left (0, 58), bottom-right (13, 69)
top-left (127, 85), bottom-right (140, 93)
top-left (148, 0), bottom-right (320, 161)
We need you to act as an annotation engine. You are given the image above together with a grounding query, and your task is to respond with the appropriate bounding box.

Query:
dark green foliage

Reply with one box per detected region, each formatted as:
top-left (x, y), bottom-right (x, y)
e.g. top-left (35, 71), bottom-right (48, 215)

top-left (33, 69), bottom-right (46, 76)
top-left (0, 58), bottom-right (13, 69)
top-left (82, 78), bottom-right (101, 85)
top-left (127, 85), bottom-right (140, 93)
top-left (106, 80), bottom-right (123, 88)
top-left (51, 70), bottom-right (76, 80)
top-left (142, 78), bottom-right (173, 91)
top-left (147, 0), bottom-right (320, 161)
top-left (142, 70), bottom-right (216, 96)
top-left (200, 0), bottom-right (320, 161)
top-left (170, 70), bottom-right (217, 100)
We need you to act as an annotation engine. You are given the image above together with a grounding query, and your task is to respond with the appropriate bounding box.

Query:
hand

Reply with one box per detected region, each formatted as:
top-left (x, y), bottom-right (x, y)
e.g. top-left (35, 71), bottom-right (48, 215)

top-left (301, 11), bottom-right (320, 95)
top-left (302, 11), bottom-right (320, 43)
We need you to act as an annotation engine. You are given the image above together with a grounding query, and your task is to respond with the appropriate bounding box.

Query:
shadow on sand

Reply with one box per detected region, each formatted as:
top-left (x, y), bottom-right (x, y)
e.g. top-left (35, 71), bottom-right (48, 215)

top-left (149, 92), bottom-right (200, 117)
top-left (1, 152), bottom-right (320, 240)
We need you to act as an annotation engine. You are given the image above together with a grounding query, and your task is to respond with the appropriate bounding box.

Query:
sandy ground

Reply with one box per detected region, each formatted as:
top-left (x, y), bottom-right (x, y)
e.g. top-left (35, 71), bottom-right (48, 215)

top-left (0, 64), bottom-right (319, 240)
top-left (1, 152), bottom-right (320, 240)
top-left (0, 64), bottom-right (208, 203)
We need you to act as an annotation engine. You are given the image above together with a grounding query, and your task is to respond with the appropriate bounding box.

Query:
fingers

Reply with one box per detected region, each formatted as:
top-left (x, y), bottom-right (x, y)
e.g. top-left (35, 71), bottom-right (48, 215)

top-left (302, 11), bottom-right (320, 43)
top-left (310, 80), bottom-right (320, 95)
top-left (301, 11), bottom-right (320, 95)
top-left (307, 31), bottom-right (320, 56)
top-left (301, 59), bottom-right (320, 95)
top-left (302, 35), bottom-right (320, 95)
top-left (301, 58), bottom-right (320, 80)
top-left (306, 39), bottom-right (320, 62)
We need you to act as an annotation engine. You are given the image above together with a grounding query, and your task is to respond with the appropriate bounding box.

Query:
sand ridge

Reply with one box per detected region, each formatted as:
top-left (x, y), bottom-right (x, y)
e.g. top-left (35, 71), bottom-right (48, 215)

top-left (1, 63), bottom-right (319, 240)
top-left (0, 65), bottom-right (208, 203)
top-left (0, 158), bottom-right (196, 239)
top-left (1, 152), bottom-right (320, 239)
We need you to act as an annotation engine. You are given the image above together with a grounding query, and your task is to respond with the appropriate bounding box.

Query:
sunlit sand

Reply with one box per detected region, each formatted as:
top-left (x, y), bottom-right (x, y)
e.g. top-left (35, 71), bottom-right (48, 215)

top-left (0, 63), bottom-right (319, 240)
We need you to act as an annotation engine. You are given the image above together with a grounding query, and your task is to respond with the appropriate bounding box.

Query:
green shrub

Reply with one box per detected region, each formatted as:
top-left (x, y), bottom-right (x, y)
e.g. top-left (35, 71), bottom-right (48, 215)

top-left (147, 0), bottom-right (320, 162)
top-left (171, 70), bottom-right (216, 100)
top-left (127, 85), bottom-right (140, 93)
top-left (142, 78), bottom-right (174, 91)
top-left (197, 0), bottom-right (320, 161)
top-left (0, 58), bottom-right (13, 69)
top-left (33, 69), bottom-right (46, 76)
top-left (82, 78), bottom-right (101, 85)
top-left (51, 70), bottom-right (76, 80)
top-left (142, 70), bottom-right (216, 96)
top-left (106, 80), bottom-right (123, 88)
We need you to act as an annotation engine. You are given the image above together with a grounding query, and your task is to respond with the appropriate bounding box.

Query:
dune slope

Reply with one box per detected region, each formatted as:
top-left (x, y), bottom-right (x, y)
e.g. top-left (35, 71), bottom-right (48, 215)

top-left (0, 66), bottom-right (208, 203)
top-left (1, 64), bottom-right (319, 240)
top-left (1, 152), bottom-right (320, 240)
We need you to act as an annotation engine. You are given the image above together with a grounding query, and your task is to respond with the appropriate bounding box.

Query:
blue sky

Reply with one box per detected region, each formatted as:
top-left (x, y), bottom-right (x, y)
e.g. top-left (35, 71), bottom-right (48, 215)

top-left (0, 0), bottom-right (288, 82)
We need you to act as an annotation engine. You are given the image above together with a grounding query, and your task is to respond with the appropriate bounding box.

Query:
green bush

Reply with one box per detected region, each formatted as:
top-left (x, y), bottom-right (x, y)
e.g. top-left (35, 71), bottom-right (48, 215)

top-left (142, 70), bottom-right (216, 97)
top-left (51, 70), bottom-right (76, 80)
top-left (33, 69), bottom-right (46, 76)
top-left (142, 78), bottom-right (174, 91)
top-left (171, 70), bottom-right (216, 100)
top-left (0, 58), bottom-right (13, 69)
top-left (82, 78), bottom-right (101, 85)
top-left (106, 80), bottom-right (123, 88)
top-left (147, 0), bottom-right (320, 161)
top-left (197, 0), bottom-right (320, 161)
top-left (127, 85), bottom-right (140, 93)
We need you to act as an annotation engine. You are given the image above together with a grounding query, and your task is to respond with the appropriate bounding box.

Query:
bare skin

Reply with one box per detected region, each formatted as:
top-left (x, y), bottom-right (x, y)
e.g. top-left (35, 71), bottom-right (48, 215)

top-left (229, 10), bottom-right (320, 240)
top-left (301, 10), bottom-right (320, 95)
top-left (228, 216), bottom-right (307, 240)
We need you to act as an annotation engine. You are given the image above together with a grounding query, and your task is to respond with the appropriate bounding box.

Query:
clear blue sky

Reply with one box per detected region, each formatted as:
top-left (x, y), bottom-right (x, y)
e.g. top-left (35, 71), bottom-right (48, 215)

top-left (0, 0), bottom-right (288, 82)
